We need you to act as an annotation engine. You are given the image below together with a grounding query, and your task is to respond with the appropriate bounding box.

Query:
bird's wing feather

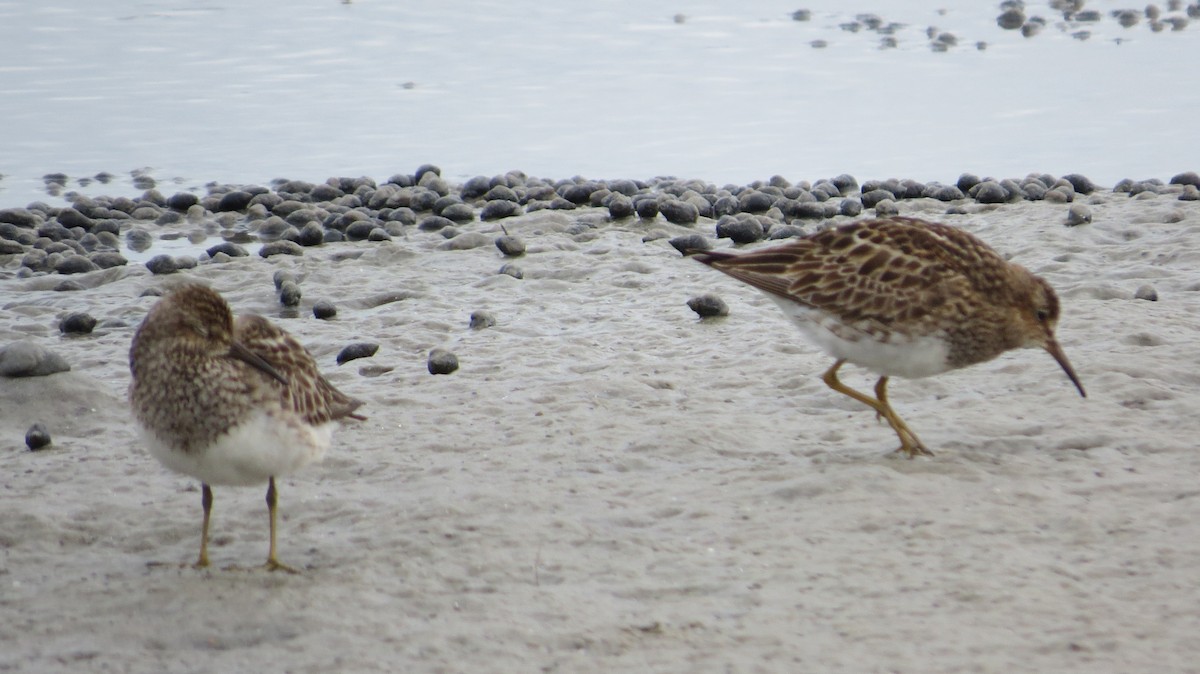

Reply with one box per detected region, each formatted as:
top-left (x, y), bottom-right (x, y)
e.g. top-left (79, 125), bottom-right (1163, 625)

top-left (233, 314), bottom-right (366, 423)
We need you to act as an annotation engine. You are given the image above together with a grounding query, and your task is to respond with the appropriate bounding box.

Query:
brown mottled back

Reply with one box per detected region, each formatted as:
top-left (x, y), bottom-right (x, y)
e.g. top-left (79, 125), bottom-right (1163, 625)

top-left (234, 314), bottom-right (365, 425)
top-left (691, 217), bottom-right (1031, 331)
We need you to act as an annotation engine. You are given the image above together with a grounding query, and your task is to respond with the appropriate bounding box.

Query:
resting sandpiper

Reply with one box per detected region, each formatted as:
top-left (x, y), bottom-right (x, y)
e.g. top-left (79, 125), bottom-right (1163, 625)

top-left (688, 216), bottom-right (1085, 457)
top-left (129, 284), bottom-right (364, 571)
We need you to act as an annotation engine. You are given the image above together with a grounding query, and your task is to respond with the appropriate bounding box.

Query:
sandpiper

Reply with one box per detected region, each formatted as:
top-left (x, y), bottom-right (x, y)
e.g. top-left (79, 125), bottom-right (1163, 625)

top-left (129, 284), bottom-right (364, 571)
top-left (687, 216), bottom-right (1085, 457)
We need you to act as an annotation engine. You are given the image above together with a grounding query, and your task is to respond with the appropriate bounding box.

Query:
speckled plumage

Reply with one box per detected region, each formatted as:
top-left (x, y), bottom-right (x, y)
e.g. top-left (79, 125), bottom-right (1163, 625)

top-left (689, 216), bottom-right (1085, 457)
top-left (129, 283), bottom-right (364, 570)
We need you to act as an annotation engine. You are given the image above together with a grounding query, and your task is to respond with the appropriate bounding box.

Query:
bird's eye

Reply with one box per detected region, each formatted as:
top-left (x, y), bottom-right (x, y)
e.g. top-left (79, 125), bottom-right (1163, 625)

top-left (1035, 309), bottom-right (1049, 323)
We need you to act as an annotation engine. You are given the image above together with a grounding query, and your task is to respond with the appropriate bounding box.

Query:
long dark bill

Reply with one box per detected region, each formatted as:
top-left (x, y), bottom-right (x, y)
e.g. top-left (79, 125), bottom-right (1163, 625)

top-left (230, 340), bottom-right (290, 387)
top-left (1045, 338), bottom-right (1086, 398)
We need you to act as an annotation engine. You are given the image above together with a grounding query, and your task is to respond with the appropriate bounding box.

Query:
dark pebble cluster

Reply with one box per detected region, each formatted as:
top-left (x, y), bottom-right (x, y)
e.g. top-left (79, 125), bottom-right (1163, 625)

top-left (789, 1), bottom-right (1197, 51)
top-left (3, 167), bottom-right (1200, 280)
top-left (6, 163), bottom-right (1196, 449)
top-left (1000, 0), bottom-right (1199, 41)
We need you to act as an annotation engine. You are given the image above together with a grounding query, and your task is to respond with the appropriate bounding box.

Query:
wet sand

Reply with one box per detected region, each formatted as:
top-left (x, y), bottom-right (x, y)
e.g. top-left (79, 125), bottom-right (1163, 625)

top-left (2, 188), bottom-right (1200, 672)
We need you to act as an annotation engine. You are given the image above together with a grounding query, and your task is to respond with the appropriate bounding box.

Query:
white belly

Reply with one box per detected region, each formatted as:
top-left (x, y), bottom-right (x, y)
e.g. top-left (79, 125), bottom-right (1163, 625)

top-left (139, 411), bottom-right (334, 486)
top-left (765, 295), bottom-right (952, 379)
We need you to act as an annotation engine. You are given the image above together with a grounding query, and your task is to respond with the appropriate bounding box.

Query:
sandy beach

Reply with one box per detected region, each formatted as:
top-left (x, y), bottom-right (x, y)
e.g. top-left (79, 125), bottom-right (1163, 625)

top-left (3, 179), bottom-right (1200, 673)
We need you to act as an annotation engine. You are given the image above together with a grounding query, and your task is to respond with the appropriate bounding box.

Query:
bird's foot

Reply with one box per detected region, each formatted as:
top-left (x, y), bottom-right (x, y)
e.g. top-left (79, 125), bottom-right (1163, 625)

top-left (264, 558), bottom-right (301, 574)
top-left (892, 442), bottom-right (934, 458)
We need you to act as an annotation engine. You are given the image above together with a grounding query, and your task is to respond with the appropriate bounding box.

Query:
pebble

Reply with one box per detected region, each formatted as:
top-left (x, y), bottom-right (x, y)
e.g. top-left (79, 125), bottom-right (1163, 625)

top-left (56, 207), bottom-right (93, 230)
top-left (440, 203), bottom-right (476, 223)
top-left (1135, 284), bottom-right (1158, 301)
top-left (259, 240), bottom-right (304, 257)
top-left (145, 254), bottom-right (178, 275)
top-left (634, 199), bottom-right (660, 219)
top-left (660, 200), bottom-right (700, 225)
top-left (971, 181), bottom-right (1009, 204)
top-left (669, 234), bottom-right (709, 255)
top-left (956, 173), bottom-right (981, 192)
top-left (715, 215), bottom-right (764, 244)
top-left (419, 215), bottom-right (456, 231)
top-left (414, 163), bottom-right (441, 183)
top-left (345, 220), bottom-right (377, 241)
top-left (873, 199), bottom-right (899, 216)
top-left (60, 312), bottom-right (97, 334)
top-left (167, 192), bottom-right (200, 211)
top-left (782, 201), bottom-right (825, 219)
top-left (495, 235), bottom-right (526, 257)
top-left (461, 175), bottom-right (492, 199)
top-left (1019, 182), bottom-right (1047, 201)
top-left (480, 200), bottom-right (521, 220)
top-left (499, 263), bottom-right (524, 279)
top-left (860, 189), bottom-right (894, 209)
top-left (1062, 173), bottom-right (1097, 194)
top-left (738, 191), bottom-right (775, 213)
top-left (560, 183), bottom-right (598, 205)
top-left (0, 341), bottom-right (71, 377)
top-left (439, 231), bottom-right (491, 250)
top-left (607, 194), bottom-right (634, 219)
top-left (291, 222), bottom-right (323, 246)
top-left (1170, 171), bottom-right (1200, 188)
top-left (313, 301), bottom-right (337, 319)
top-left (768, 224), bottom-right (807, 240)
top-left (56, 255), bottom-right (99, 275)
top-left (0, 208), bottom-right (40, 228)
top-left (687, 294), bottom-right (729, 318)
top-left (926, 184), bottom-right (965, 201)
top-left (1066, 203), bottom-right (1093, 226)
top-left (279, 281), bottom-right (302, 307)
top-left (839, 198), bottom-right (864, 216)
top-left (336, 342), bottom-right (379, 365)
top-left (217, 190), bottom-right (254, 212)
top-left (25, 423), bottom-right (52, 451)
top-left (271, 270), bottom-right (295, 290)
top-left (427, 348), bottom-right (459, 375)
top-left (1043, 187), bottom-right (1074, 203)
top-left (469, 310), bottom-right (496, 329)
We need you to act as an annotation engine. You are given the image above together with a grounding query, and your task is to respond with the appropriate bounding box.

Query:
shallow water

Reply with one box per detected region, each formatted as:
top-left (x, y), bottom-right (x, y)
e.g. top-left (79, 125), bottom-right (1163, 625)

top-left (1, 0), bottom-right (1197, 206)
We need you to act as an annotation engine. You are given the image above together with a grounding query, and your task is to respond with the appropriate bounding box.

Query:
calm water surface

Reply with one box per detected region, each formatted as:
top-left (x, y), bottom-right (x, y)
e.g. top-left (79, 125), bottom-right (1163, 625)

top-left (1, 0), bottom-right (1197, 206)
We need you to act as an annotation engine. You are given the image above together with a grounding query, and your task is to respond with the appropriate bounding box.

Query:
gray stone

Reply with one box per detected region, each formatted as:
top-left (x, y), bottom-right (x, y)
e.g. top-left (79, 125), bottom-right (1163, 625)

top-left (1066, 203), bottom-right (1092, 226)
top-left (469, 310), bottom-right (496, 329)
top-left (279, 281), bottom-right (302, 307)
top-left (495, 235), bottom-right (526, 257)
top-left (313, 301), bottom-right (337, 320)
top-left (25, 423), bottom-right (52, 451)
top-left (427, 348), bottom-right (459, 375)
top-left (687, 294), bottom-right (729, 318)
top-left (336, 342), bottom-right (379, 365)
top-left (669, 234), bottom-right (709, 255)
top-left (145, 254), bottom-right (178, 275)
top-left (59, 313), bottom-right (97, 334)
top-left (259, 240), bottom-right (304, 257)
top-left (0, 341), bottom-right (71, 377)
